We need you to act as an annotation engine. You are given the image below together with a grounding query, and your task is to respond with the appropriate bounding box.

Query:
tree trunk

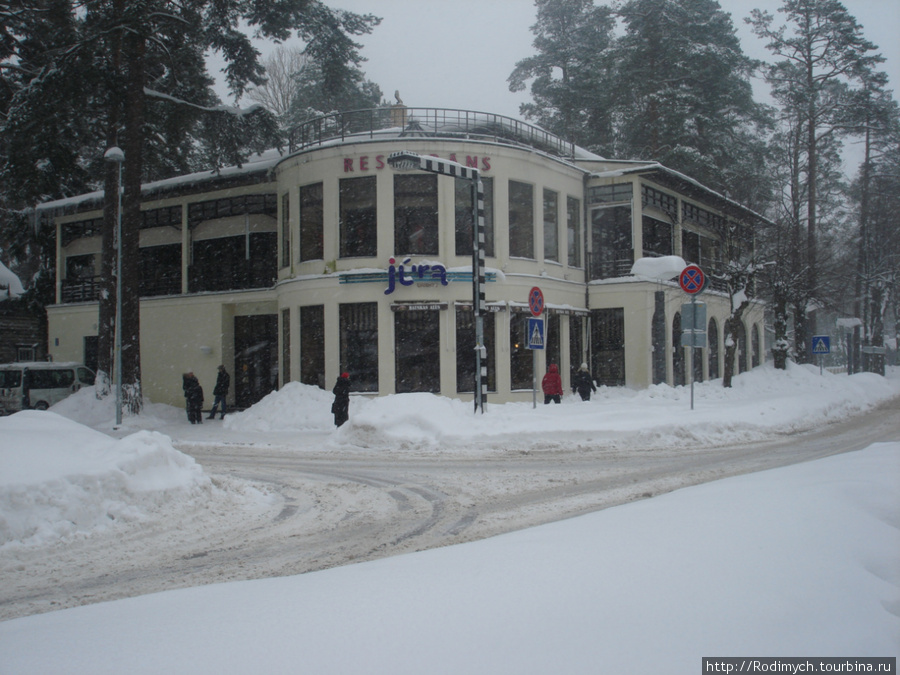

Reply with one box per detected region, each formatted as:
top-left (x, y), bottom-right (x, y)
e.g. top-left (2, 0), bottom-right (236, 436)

top-left (120, 30), bottom-right (145, 415)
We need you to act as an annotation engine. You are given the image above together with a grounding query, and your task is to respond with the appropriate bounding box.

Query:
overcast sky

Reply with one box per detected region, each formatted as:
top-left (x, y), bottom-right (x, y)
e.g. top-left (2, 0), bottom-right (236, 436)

top-left (302, 0), bottom-right (899, 120)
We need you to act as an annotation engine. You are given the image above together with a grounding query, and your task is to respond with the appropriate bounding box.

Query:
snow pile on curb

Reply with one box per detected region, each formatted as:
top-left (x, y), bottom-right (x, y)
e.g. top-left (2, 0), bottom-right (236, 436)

top-left (0, 412), bottom-right (210, 547)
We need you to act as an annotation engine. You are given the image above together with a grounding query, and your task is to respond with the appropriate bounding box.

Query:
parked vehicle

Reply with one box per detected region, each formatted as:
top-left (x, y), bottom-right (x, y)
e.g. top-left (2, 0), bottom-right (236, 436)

top-left (0, 362), bottom-right (95, 414)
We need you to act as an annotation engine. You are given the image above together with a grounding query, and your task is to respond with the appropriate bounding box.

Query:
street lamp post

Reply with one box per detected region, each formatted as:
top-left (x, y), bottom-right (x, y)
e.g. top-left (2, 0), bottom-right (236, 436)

top-left (387, 151), bottom-right (486, 413)
top-left (104, 146), bottom-right (124, 427)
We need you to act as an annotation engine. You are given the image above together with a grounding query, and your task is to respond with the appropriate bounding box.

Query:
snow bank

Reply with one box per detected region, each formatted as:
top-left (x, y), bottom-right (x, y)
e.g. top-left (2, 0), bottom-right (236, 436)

top-left (630, 255), bottom-right (686, 280)
top-left (0, 411), bottom-right (210, 547)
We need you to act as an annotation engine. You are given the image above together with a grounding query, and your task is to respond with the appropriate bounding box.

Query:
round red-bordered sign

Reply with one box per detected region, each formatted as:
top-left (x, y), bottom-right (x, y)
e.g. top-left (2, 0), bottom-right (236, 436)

top-left (679, 265), bottom-right (706, 295)
top-left (528, 287), bottom-right (544, 316)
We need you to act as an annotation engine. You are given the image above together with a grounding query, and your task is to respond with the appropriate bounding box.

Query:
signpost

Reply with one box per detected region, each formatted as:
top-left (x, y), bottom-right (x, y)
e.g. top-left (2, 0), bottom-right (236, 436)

top-left (811, 335), bottom-right (830, 375)
top-left (679, 265), bottom-right (706, 410)
top-left (527, 287), bottom-right (545, 408)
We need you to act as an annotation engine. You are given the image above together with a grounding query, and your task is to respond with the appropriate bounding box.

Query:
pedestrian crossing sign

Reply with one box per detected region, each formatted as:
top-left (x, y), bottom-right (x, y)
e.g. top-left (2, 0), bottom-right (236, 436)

top-left (811, 335), bottom-right (831, 355)
top-left (526, 317), bottom-right (545, 350)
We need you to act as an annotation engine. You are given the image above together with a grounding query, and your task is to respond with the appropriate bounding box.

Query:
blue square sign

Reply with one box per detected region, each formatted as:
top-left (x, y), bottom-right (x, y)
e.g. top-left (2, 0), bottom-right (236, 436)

top-left (526, 317), bottom-right (545, 350)
top-left (811, 335), bottom-right (831, 355)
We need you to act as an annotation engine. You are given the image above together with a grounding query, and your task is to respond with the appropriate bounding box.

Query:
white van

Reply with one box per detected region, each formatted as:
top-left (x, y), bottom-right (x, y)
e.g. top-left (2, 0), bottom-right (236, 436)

top-left (0, 362), bottom-right (95, 414)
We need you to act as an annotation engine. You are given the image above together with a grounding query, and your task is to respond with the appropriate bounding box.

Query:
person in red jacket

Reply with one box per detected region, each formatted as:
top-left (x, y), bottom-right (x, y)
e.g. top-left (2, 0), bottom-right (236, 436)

top-left (541, 363), bottom-right (564, 404)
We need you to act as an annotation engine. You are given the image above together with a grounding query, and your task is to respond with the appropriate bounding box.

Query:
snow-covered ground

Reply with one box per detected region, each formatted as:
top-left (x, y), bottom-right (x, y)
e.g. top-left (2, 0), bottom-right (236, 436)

top-left (1, 362), bottom-right (898, 674)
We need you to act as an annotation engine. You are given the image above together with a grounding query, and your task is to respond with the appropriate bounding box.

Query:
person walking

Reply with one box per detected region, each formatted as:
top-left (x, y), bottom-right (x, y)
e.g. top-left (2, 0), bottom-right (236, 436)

top-left (572, 363), bottom-right (596, 401)
top-left (541, 363), bottom-right (564, 404)
top-left (182, 372), bottom-right (204, 424)
top-left (332, 371), bottom-right (351, 427)
top-left (207, 365), bottom-right (230, 419)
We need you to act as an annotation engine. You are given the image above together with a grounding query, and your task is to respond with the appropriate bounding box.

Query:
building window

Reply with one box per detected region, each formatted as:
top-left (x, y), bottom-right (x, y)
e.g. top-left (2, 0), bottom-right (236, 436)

top-left (642, 216), bottom-right (673, 257)
top-left (569, 315), bottom-right (584, 376)
top-left (455, 176), bottom-right (494, 258)
top-left (672, 313), bottom-right (685, 387)
top-left (300, 305), bottom-right (325, 389)
top-left (543, 188), bottom-right (559, 263)
top-left (281, 308), bottom-right (291, 386)
top-left (546, 313), bottom-right (561, 369)
top-left (139, 244), bottom-right (181, 296)
top-left (567, 196), bottom-right (581, 268)
top-left (592, 307), bottom-right (625, 387)
top-left (509, 180), bottom-right (534, 259)
top-left (752, 324), bottom-right (761, 368)
top-left (588, 183), bottom-right (632, 205)
top-left (641, 185), bottom-right (678, 220)
top-left (456, 308), bottom-right (496, 393)
top-left (140, 206), bottom-right (182, 230)
top-left (394, 308), bottom-right (440, 393)
top-left (510, 311), bottom-right (533, 390)
top-left (281, 193), bottom-right (290, 268)
top-left (190, 233), bottom-right (277, 292)
top-left (590, 205), bottom-right (632, 280)
top-left (188, 194), bottom-right (277, 227)
top-left (340, 176), bottom-right (377, 258)
top-left (708, 318), bottom-right (719, 379)
top-left (394, 174), bottom-right (438, 256)
top-left (61, 218), bottom-right (102, 247)
top-left (300, 182), bottom-right (324, 262)
top-left (339, 302), bottom-right (378, 392)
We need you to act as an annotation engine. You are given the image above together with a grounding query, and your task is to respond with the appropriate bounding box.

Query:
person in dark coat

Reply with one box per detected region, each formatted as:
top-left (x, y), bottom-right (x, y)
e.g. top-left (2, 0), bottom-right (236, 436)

top-left (541, 363), bottom-right (564, 404)
top-left (207, 365), bottom-right (230, 419)
top-left (332, 372), bottom-right (351, 427)
top-left (183, 372), bottom-right (204, 424)
top-left (571, 362), bottom-right (596, 401)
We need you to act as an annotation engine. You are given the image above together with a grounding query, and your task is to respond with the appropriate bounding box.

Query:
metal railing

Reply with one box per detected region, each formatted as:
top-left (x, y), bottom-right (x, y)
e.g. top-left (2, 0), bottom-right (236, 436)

top-left (287, 107), bottom-right (576, 159)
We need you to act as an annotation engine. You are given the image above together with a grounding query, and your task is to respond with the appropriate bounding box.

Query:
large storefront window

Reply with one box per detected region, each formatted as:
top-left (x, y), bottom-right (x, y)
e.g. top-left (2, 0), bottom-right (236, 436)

top-left (455, 177), bottom-right (494, 257)
top-left (340, 176), bottom-right (377, 258)
top-left (394, 308), bottom-right (440, 393)
top-left (509, 181), bottom-right (534, 259)
top-left (300, 305), bottom-right (325, 389)
top-left (456, 308), bottom-right (496, 393)
top-left (672, 313), bottom-right (685, 386)
top-left (708, 318), bottom-right (719, 379)
top-left (592, 308), bottom-right (625, 387)
top-left (543, 188), bottom-right (559, 263)
top-left (300, 182), bottom-right (323, 262)
top-left (590, 205), bottom-right (632, 280)
top-left (569, 315), bottom-right (584, 376)
top-left (340, 302), bottom-right (379, 392)
top-left (546, 313), bottom-right (561, 369)
top-left (394, 174), bottom-right (438, 256)
top-left (510, 311), bottom-right (533, 390)
top-left (567, 196), bottom-right (581, 268)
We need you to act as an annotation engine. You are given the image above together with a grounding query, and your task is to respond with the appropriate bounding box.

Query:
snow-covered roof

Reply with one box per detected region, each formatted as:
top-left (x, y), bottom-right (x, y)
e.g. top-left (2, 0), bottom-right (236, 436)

top-left (0, 260), bottom-right (25, 300)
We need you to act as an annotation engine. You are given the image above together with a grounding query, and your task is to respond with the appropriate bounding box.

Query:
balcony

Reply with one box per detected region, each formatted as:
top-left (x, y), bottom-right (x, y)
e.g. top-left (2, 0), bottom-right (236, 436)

top-left (288, 107), bottom-right (576, 159)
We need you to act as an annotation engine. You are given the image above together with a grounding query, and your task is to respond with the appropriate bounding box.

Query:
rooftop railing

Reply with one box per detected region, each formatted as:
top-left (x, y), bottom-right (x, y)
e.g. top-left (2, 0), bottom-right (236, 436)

top-left (287, 107), bottom-right (576, 159)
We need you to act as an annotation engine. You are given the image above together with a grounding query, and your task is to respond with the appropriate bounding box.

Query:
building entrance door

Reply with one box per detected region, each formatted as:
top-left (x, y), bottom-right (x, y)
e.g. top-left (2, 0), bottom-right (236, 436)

top-left (234, 314), bottom-right (278, 409)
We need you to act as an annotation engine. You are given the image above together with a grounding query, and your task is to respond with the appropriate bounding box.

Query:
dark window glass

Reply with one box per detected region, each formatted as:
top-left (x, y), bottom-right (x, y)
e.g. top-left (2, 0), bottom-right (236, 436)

top-left (567, 196), bottom-right (581, 268)
top-left (281, 193), bottom-right (290, 268)
top-left (708, 318), bottom-right (719, 379)
top-left (140, 244), bottom-right (181, 296)
top-left (588, 183), bottom-right (632, 204)
top-left (394, 309), bottom-right (440, 393)
top-left (569, 315), bottom-right (584, 376)
top-left (543, 188), bottom-right (559, 262)
top-left (509, 181), bottom-right (534, 259)
top-left (339, 303), bottom-right (378, 392)
top-left (190, 233), bottom-right (276, 292)
top-left (300, 305), bottom-right (325, 389)
top-left (592, 308), bottom-right (625, 387)
top-left (590, 205), bottom-right (632, 280)
top-left (394, 174), bottom-right (438, 256)
top-left (455, 177), bottom-right (494, 257)
top-left (300, 182), bottom-right (324, 262)
top-left (642, 216), bottom-right (673, 257)
top-left (282, 308), bottom-right (291, 386)
top-left (340, 176), bottom-right (377, 258)
top-left (509, 312), bottom-right (533, 390)
top-left (456, 308), bottom-right (496, 393)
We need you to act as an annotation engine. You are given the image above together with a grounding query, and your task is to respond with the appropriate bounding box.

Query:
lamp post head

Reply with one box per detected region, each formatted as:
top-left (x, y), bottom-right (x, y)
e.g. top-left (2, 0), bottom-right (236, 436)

top-left (104, 146), bottom-right (125, 163)
top-left (387, 151), bottom-right (422, 171)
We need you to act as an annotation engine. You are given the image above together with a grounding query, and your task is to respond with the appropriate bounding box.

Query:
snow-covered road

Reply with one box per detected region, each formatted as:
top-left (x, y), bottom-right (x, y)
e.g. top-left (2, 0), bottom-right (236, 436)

top-left (3, 393), bottom-right (898, 622)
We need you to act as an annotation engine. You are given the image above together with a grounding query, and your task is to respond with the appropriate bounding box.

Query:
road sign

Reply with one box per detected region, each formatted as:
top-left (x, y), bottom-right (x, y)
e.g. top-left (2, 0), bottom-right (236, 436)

top-left (526, 317), bottom-right (545, 350)
top-left (681, 302), bottom-right (706, 331)
top-left (679, 265), bottom-right (706, 295)
top-left (811, 335), bottom-right (831, 355)
top-left (528, 286), bottom-right (544, 316)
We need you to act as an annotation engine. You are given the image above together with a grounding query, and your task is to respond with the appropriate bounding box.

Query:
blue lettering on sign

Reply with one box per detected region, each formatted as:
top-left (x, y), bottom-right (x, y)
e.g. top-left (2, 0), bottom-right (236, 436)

top-left (385, 257), bottom-right (448, 295)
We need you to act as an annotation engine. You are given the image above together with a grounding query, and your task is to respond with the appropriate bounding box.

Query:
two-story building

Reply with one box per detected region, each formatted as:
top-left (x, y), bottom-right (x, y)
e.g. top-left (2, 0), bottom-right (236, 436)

top-left (38, 108), bottom-right (767, 410)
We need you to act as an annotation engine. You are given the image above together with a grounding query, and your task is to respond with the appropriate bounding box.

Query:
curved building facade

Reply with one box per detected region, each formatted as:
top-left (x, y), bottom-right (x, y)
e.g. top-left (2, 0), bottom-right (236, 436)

top-left (42, 109), bottom-right (767, 409)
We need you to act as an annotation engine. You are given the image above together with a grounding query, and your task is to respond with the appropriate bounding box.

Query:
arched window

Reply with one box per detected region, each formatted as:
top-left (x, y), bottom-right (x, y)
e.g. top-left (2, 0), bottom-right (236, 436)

top-left (737, 322), bottom-right (748, 374)
top-left (751, 324), bottom-right (761, 368)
